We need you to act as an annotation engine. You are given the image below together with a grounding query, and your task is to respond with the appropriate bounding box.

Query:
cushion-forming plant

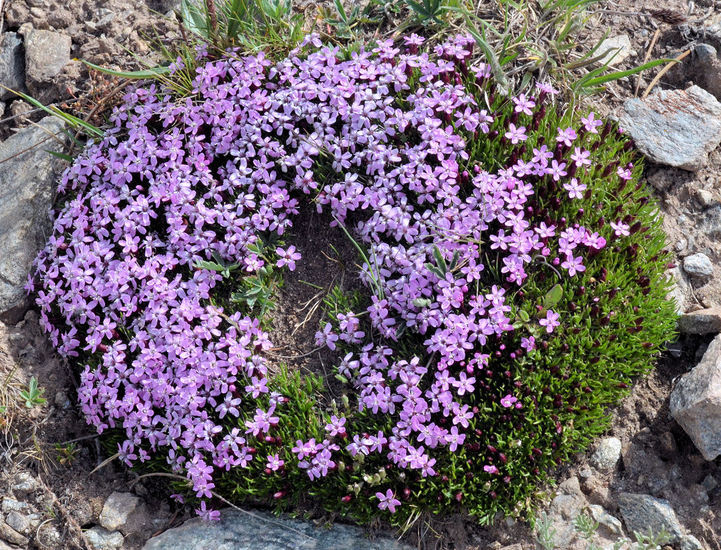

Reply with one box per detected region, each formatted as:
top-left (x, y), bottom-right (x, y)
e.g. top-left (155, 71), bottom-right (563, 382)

top-left (30, 34), bottom-right (675, 525)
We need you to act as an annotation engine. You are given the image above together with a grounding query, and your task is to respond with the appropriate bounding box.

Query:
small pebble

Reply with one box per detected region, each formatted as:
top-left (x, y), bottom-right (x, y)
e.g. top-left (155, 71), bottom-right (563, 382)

top-left (683, 253), bottom-right (714, 277)
top-left (591, 437), bottom-right (622, 471)
top-left (701, 473), bottom-right (718, 492)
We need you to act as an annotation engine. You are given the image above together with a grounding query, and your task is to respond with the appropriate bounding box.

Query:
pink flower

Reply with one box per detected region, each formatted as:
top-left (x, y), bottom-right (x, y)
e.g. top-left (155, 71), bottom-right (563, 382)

top-left (484, 465), bottom-right (499, 474)
top-left (581, 112), bottom-right (603, 133)
top-left (561, 254), bottom-right (585, 277)
top-left (266, 453), bottom-right (284, 471)
top-left (196, 501), bottom-right (220, 522)
top-left (276, 245), bottom-right (301, 271)
top-left (376, 489), bottom-right (401, 513)
top-left (505, 123), bottom-right (528, 144)
top-left (512, 93), bottom-right (536, 116)
top-left (610, 221), bottom-right (630, 237)
top-left (539, 309), bottom-right (560, 334)
top-left (500, 394), bottom-right (518, 408)
top-left (570, 147), bottom-right (591, 168)
top-left (617, 165), bottom-right (632, 181)
top-left (536, 81), bottom-right (559, 96)
top-left (563, 178), bottom-right (587, 200)
top-left (556, 127), bottom-right (577, 147)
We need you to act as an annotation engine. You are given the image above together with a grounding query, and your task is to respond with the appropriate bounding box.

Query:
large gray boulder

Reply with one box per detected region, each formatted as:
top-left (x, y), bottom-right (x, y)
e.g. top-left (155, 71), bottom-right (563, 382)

top-left (142, 509), bottom-right (413, 550)
top-left (619, 85), bottom-right (721, 171)
top-left (670, 334), bottom-right (721, 460)
top-left (0, 116), bottom-right (64, 324)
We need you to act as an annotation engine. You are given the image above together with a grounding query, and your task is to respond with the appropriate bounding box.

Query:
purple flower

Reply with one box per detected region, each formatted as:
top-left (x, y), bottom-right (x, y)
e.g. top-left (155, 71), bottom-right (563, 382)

top-left (375, 489), bottom-right (401, 513)
top-left (512, 93), bottom-right (536, 116)
top-left (276, 245), bottom-right (301, 271)
top-left (315, 323), bottom-right (339, 350)
top-left (561, 254), bottom-right (585, 277)
top-left (539, 310), bottom-right (560, 334)
top-left (563, 178), bottom-right (586, 200)
top-left (610, 221), bottom-right (630, 237)
top-left (266, 453), bottom-right (284, 471)
top-left (505, 123), bottom-right (528, 144)
top-left (500, 394), bottom-right (518, 408)
top-left (581, 112), bottom-right (603, 133)
top-left (325, 415), bottom-right (347, 437)
top-left (196, 501), bottom-right (221, 522)
top-left (556, 127), bottom-right (577, 147)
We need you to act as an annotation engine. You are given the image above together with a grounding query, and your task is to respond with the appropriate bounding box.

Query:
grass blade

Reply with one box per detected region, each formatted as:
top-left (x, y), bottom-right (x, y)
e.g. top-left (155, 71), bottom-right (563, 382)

top-left (0, 86), bottom-right (103, 138)
top-left (582, 58), bottom-right (674, 88)
top-left (82, 60), bottom-right (170, 79)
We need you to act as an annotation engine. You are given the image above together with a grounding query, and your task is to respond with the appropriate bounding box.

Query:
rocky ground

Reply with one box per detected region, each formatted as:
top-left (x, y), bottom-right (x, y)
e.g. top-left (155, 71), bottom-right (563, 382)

top-left (0, 0), bottom-right (721, 549)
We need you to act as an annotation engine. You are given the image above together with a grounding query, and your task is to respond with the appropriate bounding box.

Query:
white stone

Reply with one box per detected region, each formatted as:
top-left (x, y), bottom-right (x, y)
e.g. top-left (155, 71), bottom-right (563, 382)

top-left (596, 35), bottom-right (633, 67)
top-left (588, 504), bottom-right (624, 536)
top-left (683, 253), bottom-right (714, 278)
top-left (591, 437), bottom-right (622, 471)
top-left (99, 492), bottom-right (142, 532)
top-left (85, 526), bottom-right (124, 550)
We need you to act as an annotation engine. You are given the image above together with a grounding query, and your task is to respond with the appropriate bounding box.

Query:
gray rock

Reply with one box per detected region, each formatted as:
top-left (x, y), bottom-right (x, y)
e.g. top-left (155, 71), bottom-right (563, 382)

top-left (681, 534), bottom-right (704, 550)
top-left (596, 35), bottom-right (633, 67)
top-left (694, 43), bottom-right (721, 100)
top-left (697, 189), bottom-right (718, 209)
top-left (587, 505), bottom-right (623, 536)
top-left (670, 334), bottom-right (721, 460)
top-left (99, 492), bottom-right (143, 533)
top-left (0, 33), bottom-right (26, 101)
top-left (24, 28), bottom-right (71, 85)
top-left (683, 253), bottom-right (714, 278)
top-left (550, 494), bottom-right (586, 520)
top-left (5, 511), bottom-right (29, 534)
top-left (696, 43), bottom-right (718, 64)
top-left (11, 472), bottom-right (39, 495)
top-left (54, 390), bottom-right (71, 409)
top-left (37, 523), bottom-right (62, 547)
top-left (546, 490), bottom-right (587, 549)
top-left (701, 473), bottom-right (718, 492)
top-left (578, 466), bottom-right (593, 480)
top-left (148, 0), bottom-right (182, 14)
top-left (702, 205), bottom-right (721, 239)
top-left (85, 526), bottom-right (124, 550)
top-left (142, 509), bottom-right (414, 550)
top-left (591, 437), bottom-right (622, 471)
top-left (0, 518), bottom-right (29, 546)
top-left (619, 85), bottom-right (721, 171)
top-left (667, 267), bottom-right (690, 315)
top-left (558, 476), bottom-right (583, 497)
top-left (617, 493), bottom-right (683, 543)
top-left (1, 498), bottom-right (28, 513)
top-left (7, 99), bottom-right (32, 124)
top-left (0, 116), bottom-right (65, 323)
top-left (678, 307), bottom-right (721, 335)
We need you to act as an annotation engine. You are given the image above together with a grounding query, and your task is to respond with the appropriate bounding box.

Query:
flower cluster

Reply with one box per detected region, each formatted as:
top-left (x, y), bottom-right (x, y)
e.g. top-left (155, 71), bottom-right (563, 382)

top-left (30, 32), bottom-right (674, 523)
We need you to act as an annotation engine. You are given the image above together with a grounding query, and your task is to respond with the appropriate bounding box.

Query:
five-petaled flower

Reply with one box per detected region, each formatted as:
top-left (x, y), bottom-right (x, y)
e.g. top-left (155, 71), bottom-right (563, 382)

top-left (376, 489), bottom-right (401, 513)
